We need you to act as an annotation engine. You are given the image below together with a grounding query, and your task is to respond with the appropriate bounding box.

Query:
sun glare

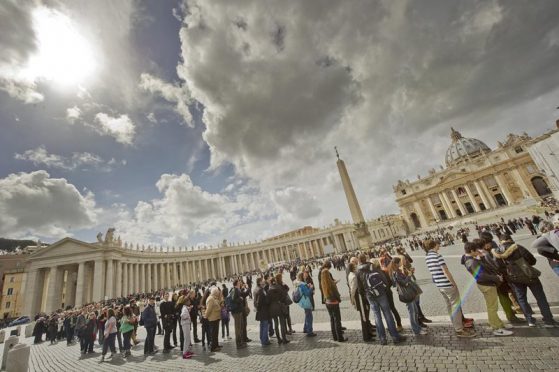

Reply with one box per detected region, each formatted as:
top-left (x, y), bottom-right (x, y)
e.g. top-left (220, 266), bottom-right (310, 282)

top-left (22, 7), bottom-right (97, 87)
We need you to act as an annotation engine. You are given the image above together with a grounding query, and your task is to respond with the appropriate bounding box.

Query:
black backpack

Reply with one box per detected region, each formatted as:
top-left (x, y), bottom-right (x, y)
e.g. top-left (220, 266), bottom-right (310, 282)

top-left (505, 257), bottom-right (541, 284)
top-left (365, 271), bottom-right (386, 298)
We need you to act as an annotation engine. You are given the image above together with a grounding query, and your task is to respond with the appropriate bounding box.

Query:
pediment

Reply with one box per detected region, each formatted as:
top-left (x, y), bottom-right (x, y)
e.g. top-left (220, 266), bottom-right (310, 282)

top-left (436, 171), bottom-right (468, 185)
top-left (28, 237), bottom-right (104, 260)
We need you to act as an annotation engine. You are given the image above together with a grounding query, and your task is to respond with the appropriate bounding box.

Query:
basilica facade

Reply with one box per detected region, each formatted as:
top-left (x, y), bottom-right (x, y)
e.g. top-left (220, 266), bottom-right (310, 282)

top-left (394, 126), bottom-right (557, 232)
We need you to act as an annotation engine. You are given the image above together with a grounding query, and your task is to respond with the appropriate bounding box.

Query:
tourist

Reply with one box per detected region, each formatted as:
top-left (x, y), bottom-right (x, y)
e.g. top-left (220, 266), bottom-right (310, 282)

top-left (230, 279), bottom-right (249, 348)
top-left (155, 296), bottom-right (163, 335)
top-left (365, 259), bottom-right (406, 345)
top-left (320, 260), bottom-right (346, 342)
top-left (205, 287), bottom-right (223, 352)
top-left (423, 239), bottom-right (476, 338)
top-left (279, 274), bottom-right (295, 335)
top-left (82, 313), bottom-right (96, 354)
top-left (397, 247), bottom-right (431, 326)
top-left (101, 308), bottom-right (118, 362)
top-left (532, 219), bottom-right (559, 277)
top-left (296, 272), bottom-right (316, 337)
top-left (479, 232), bottom-right (524, 323)
top-left (492, 234), bottom-right (557, 327)
top-left (389, 257), bottom-right (426, 336)
top-left (354, 254), bottom-right (376, 341)
top-left (119, 306), bottom-right (135, 358)
top-left (200, 289), bottom-right (211, 350)
top-left (378, 249), bottom-right (403, 331)
top-left (190, 289), bottom-right (201, 343)
top-left (76, 309), bottom-right (87, 352)
top-left (221, 296), bottom-right (231, 341)
top-left (463, 241), bottom-right (513, 336)
top-left (141, 297), bottom-right (158, 355)
top-left (179, 291), bottom-right (194, 359)
top-left (160, 293), bottom-right (176, 352)
top-left (268, 276), bottom-right (290, 344)
top-left (303, 269), bottom-right (315, 310)
top-left (253, 277), bottom-right (271, 346)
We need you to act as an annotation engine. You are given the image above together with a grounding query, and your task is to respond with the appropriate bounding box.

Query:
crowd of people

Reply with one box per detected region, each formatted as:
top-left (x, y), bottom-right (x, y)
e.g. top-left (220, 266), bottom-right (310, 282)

top-left (28, 212), bottom-right (559, 363)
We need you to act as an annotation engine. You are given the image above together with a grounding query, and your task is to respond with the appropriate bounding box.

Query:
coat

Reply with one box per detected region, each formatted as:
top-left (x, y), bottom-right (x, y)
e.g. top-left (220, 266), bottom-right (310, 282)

top-left (254, 287), bottom-right (271, 321)
top-left (267, 283), bottom-right (287, 318)
top-left (320, 268), bottom-right (341, 303)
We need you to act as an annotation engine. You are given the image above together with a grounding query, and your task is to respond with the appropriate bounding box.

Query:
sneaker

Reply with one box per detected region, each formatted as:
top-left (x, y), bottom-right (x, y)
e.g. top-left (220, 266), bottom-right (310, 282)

top-left (419, 329), bottom-right (428, 335)
top-left (456, 330), bottom-right (476, 338)
top-left (493, 328), bottom-right (513, 336)
top-left (528, 321), bottom-right (536, 327)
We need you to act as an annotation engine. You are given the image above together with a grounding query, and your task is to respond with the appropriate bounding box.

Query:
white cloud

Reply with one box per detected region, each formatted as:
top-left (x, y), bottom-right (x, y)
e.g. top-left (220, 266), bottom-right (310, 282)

top-left (0, 170), bottom-right (98, 238)
top-left (15, 146), bottom-right (120, 172)
top-left (139, 73), bottom-right (193, 126)
top-left (272, 187), bottom-right (321, 220)
top-left (161, 0), bottom-right (559, 231)
top-left (94, 112), bottom-right (136, 145)
top-left (146, 112), bottom-right (157, 123)
top-left (66, 105), bottom-right (81, 123)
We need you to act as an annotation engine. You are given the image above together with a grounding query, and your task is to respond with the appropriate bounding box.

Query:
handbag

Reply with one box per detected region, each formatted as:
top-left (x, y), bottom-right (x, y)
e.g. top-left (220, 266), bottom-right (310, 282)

top-left (396, 282), bottom-right (418, 303)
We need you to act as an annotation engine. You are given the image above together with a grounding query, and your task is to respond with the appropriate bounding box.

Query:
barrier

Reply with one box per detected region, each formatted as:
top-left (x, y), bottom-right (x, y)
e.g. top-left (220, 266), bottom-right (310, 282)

top-left (1, 335), bottom-right (18, 370)
top-left (6, 343), bottom-right (31, 372)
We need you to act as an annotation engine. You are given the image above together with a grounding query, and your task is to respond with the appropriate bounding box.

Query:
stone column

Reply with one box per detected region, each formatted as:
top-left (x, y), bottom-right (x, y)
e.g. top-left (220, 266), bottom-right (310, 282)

top-left (464, 184), bottom-right (481, 212)
top-left (480, 179), bottom-right (497, 208)
top-left (23, 269), bottom-right (42, 317)
top-left (146, 263), bottom-right (152, 292)
top-left (166, 263), bottom-right (171, 289)
top-left (413, 200), bottom-right (429, 228)
top-left (138, 264), bottom-right (144, 293)
top-left (495, 174), bottom-right (512, 205)
top-left (105, 259), bottom-right (114, 299)
top-left (92, 260), bottom-right (104, 302)
top-left (511, 169), bottom-right (533, 198)
top-left (134, 264), bottom-right (140, 293)
top-left (473, 180), bottom-right (489, 209)
top-left (122, 263), bottom-right (128, 297)
top-left (441, 191), bottom-right (456, 218)
top-left (115, 261), bottom-right (122, 297)
top-left (128, 263), bottom-right (134, 295)
top-left (75, 262), bottom-right (85, 307)
top-left (426, 196), bottom-right (438, 221)
top-left (451, 189), bottom-right (467, 216)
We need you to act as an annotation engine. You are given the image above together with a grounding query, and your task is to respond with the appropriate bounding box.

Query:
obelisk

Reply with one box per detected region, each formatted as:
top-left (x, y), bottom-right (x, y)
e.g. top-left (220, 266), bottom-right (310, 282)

top-left (335, 147), bottom-right (373, 250)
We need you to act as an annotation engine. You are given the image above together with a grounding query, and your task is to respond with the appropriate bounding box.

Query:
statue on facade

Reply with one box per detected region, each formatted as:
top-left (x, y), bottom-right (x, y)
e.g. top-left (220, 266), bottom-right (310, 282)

top-left (117, 235), bottom-right (122, 247)
top-left (96, 232), bottom-right (103, 243)
top-left (104, 228), bottom-right (116, 244)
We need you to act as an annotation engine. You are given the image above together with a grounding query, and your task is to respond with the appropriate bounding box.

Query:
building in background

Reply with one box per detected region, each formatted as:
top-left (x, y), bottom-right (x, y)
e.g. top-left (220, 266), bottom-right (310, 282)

top-left (0, 269), bottom-right (24, 319)
top-left (528, 121), bottom-right (559, 200)
top-left (394, 126), bottom-right (557, 232)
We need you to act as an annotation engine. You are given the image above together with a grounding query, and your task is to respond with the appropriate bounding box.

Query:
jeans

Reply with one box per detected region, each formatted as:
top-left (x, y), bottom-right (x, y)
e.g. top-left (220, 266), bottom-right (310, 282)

top-left (123, 330), bottom-right (132, 351)
top-left (303, 309), bottom-right (313, 333)
top-left (221, 318), bottom-right (230, 338)
top-left (477, 284), bottom-right (505, 330)
top-left (116, 331), bottom-right (123, 351)
top-left (144, 327), bottom-right (156, 354)
top-left (326, 303), bottom-right (343, 341)
top-left (367, 294), bottom-right (401, 342)
top-left (101, 333), bottom-right (116, 355)
top-left (259, 320), bottom-right (270, 345)
top-left (438, 286), bottom-right (464, 332)
top-left (511, 280), bottom-right (554, 323)
top-left (406, 300), bottom-right (421, 334)
top-left (385, 288), bottom-right (402, 327)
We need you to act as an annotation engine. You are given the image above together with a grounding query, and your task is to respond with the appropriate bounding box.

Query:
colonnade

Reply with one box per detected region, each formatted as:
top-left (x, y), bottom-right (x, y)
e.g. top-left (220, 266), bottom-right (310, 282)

top-left (23, 233), bottom-right (349, 315)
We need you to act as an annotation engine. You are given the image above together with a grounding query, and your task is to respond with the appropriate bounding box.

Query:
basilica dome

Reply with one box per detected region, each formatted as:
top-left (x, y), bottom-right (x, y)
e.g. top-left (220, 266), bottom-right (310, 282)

top-left (445, 128), bottom-right (491, 166)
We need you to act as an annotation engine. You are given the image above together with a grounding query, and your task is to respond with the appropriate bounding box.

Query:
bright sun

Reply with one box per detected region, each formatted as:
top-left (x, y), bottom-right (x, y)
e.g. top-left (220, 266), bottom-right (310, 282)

top-left (22, 7), bottom-right (97, 87)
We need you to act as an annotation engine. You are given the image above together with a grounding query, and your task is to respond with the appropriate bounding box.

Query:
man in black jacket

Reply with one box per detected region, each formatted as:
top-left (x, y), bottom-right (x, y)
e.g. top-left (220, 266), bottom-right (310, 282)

top-left (142, 298), bottom-right (158, 355)
top-left (492, 234), bottom-right (556, 327)
top-left (230, 279), bottom-right (249, 348)
top-left (355, 254), bottom-right (375, 341)
top-left (159, 294), bottom-right (176, 352)
top-left (253, 277), bottom-right (271, 346)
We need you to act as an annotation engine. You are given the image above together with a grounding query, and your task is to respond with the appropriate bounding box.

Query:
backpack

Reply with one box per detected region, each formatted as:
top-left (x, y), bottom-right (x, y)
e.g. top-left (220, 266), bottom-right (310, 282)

top-left (292, 286), bottom-right (302, 304)
top-left (505, 257), bottom-right (541, 284)
top-left (365, 271), bottom-right (386, 298)
top-left (225, 289), bottom-right (241, 313)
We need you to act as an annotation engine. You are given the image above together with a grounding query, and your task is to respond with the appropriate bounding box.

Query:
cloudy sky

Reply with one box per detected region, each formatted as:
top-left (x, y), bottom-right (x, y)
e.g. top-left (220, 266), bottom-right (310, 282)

top-left (1, 0), bottom-right (559, 247)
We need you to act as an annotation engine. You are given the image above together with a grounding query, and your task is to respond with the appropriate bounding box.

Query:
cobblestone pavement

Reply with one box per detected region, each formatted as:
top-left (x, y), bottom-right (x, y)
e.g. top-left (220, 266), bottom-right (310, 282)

top-left (2, 227), bottom-right (558, 371)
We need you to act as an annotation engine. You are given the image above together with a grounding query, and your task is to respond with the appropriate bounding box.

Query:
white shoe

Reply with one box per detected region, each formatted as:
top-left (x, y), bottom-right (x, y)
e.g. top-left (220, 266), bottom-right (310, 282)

top-left (493, 328), bottom-right (513, 336)
top-left (419, 329), bottom-right (428, 335)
